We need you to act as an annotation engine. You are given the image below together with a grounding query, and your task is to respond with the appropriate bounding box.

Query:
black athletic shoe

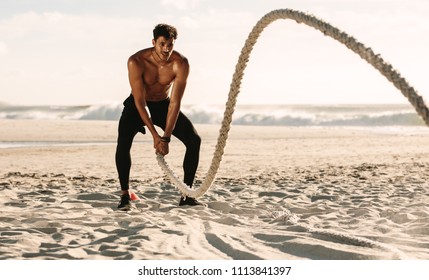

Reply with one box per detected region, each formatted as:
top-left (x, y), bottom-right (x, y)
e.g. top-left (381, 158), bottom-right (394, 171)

top-left (179, 196), bottom-right (204, 206)
top-left (117, 194), bottom-right (132, 211)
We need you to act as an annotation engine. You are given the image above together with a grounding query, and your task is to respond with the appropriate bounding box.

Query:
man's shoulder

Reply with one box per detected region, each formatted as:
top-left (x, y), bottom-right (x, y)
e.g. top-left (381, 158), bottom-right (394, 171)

top-left (172, 51), bottom-right (189, 66)
top-left (130, 48), bottom-right (151, 60)
top-left (128, 48), bottom-right (152, 69)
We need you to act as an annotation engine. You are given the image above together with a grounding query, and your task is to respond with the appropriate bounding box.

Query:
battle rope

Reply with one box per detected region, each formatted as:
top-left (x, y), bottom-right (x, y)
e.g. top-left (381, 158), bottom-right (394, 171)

top-left (157, 9), bottom-right (429, 198)
top-left (270, 208), bottom-right (406, 259)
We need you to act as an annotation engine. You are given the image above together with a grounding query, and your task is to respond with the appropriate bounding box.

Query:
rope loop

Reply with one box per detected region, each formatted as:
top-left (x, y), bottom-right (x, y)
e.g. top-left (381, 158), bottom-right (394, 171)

top-left (157, 9), bottom-right (429, 198)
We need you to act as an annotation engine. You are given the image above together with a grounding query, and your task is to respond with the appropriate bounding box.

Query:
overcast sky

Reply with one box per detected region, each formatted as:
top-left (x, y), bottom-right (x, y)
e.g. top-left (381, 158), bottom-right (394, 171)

top-left (0, 0), bottom-right (428, 106)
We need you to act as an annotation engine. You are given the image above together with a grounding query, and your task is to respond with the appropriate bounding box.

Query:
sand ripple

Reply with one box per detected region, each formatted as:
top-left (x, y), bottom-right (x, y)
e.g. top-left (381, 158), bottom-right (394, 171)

top-left (1, 161), bottom-right (428, 260)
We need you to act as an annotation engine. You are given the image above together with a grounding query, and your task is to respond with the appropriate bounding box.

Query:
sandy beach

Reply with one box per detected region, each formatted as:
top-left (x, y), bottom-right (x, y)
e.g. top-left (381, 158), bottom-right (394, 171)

top-left (1, 119), bottom-right (429, 260)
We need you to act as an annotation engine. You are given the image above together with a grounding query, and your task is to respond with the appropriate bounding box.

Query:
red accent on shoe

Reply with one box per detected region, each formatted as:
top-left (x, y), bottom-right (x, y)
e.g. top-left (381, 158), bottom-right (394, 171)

top-left (130, 192), bottom-right (140, 201)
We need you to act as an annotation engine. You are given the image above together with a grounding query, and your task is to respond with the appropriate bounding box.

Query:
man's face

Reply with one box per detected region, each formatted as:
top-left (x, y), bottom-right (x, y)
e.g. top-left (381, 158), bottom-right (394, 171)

top-left (152, 36), bottom-right (175, 62)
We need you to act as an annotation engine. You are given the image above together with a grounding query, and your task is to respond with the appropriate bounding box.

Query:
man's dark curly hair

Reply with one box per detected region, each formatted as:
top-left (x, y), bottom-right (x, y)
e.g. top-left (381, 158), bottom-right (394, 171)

top-left (153, 24), bottom-right (178, 40)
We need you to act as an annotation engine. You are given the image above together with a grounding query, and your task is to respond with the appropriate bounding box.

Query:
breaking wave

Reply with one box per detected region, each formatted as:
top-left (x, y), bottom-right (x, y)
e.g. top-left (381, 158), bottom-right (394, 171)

top-left (0, 102), bottom-right (425, 127)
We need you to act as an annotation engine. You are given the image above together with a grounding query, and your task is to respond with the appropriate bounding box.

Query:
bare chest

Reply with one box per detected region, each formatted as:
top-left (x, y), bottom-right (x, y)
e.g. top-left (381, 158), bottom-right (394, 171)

top-left (143, 63), bottom-right (175, 88)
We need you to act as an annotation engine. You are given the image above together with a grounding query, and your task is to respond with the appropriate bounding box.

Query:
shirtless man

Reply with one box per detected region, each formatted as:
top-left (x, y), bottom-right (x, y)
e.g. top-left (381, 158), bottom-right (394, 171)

top-left (115, 24), bottom-right (202, 210)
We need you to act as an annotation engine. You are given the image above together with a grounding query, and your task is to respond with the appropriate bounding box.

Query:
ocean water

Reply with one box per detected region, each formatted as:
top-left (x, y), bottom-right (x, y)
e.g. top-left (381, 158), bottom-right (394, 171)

top-left (0, 102), bottom-right (426, 127)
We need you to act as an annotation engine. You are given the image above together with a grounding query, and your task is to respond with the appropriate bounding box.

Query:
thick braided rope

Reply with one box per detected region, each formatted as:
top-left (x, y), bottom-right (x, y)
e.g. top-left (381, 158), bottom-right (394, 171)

top-left (157, 9), bottom-right (429, 198)
top-left (270, 209), bottom-right (406, 258)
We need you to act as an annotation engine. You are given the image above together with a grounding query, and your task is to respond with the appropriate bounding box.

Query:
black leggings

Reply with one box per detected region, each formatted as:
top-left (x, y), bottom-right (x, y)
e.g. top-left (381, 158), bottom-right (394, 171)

top-left (115, 95), bottom-right (201, 190)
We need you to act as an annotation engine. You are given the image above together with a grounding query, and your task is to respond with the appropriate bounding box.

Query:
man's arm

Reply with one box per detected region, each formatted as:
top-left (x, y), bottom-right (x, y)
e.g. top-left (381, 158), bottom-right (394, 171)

top-left (127, 56), bottom-right (161, 148)
top-left (163, 57), bottom-right (190, 139)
